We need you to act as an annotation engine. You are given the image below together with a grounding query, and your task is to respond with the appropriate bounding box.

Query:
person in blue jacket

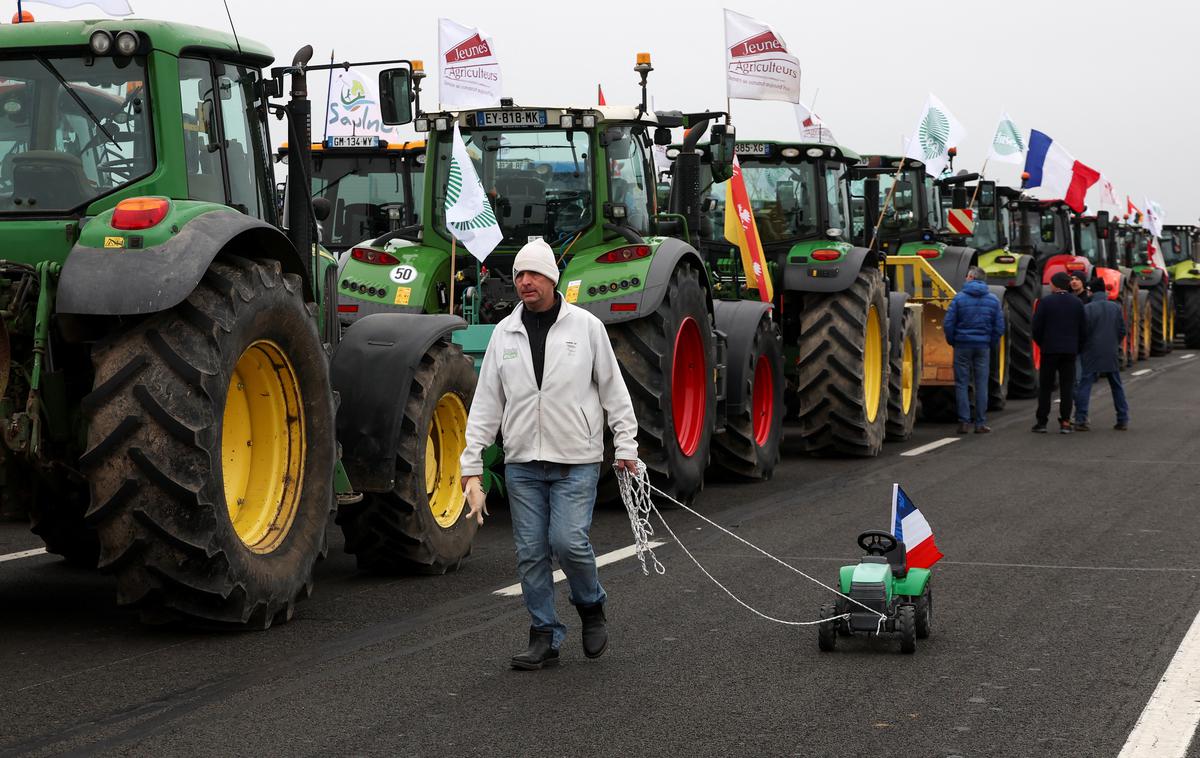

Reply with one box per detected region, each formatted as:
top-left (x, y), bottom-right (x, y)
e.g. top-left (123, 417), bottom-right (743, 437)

top-left (943, 266), bottom-right (1006, 434)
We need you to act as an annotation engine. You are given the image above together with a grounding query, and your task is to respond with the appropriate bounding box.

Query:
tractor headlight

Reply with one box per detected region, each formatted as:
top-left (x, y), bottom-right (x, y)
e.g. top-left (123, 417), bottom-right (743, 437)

top-left (414, 117), bottom-right (429, 133)
top-left (114, 30), bottom-right (139, 56)
top-left (559, 114), bottom-right (575, 129)
top-left (581, 114), bottom-right (596, 128)
top-left (89, 30), bottom-right (114, 56)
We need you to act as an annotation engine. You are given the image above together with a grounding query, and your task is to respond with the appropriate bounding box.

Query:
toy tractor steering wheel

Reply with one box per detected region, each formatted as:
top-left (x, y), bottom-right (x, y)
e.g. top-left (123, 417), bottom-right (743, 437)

top-left (857, 530), bottom-right (898, 556)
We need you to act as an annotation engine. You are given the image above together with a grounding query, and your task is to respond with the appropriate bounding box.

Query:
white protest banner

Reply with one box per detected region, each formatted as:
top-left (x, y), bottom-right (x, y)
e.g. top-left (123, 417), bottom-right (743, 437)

top-left (439, 18), bottom-right (503, 110)
top-left (724, 8), bottom-right (801, 103)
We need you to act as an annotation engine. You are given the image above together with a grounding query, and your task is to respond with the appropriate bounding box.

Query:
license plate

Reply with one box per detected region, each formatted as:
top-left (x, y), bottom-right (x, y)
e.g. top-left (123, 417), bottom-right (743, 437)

top-left (735, 142), bottom-right (771, 157)
top-left (470, 110), bottom-right (547, 128)
top-left (326, 135), bottom-right (380, 148)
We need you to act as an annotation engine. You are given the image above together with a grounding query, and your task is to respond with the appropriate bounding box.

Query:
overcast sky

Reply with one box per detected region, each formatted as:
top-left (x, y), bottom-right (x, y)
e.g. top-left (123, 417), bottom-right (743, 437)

top-left (20, 0), bottom-right (1200, 223)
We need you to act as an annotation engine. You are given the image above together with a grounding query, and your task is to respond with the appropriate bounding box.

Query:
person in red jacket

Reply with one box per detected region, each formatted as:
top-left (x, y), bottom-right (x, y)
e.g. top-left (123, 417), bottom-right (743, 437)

top-left (1031, 272), bottom-right (1088, 433)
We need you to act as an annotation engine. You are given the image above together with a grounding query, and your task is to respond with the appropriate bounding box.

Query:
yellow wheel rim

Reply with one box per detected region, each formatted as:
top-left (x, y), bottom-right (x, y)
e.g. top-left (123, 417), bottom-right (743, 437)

top-left (900, 332), bottom-right (914, 414)
top-left (1143, 304), bottom-right (1151, 350)
top-left (426, 392), bottom-right (468, 529)
top-left (1163, 291), bottom-right (1170, 341)
top-left (222, 340), bottom-right (305, 554)
top-left (998, 333), bottom-right (1007, 384)
top-left (864, 304), bottom-right (882, 423)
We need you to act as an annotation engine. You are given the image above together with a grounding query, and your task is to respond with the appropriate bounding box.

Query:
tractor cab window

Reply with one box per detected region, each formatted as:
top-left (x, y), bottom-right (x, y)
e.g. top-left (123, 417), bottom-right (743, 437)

top-left (1159, 233), bottom-right (1186, 265)
top-left (922, 176), bottom-right (941, 229)
top-left (731, 159), bottom-right (819, 243)
top-left (824, 164), bottom-right (848, 236)
top-left (1039, 210), bottom-right (1057, 243)
top-left (179, 58), bottom-right (273, 219)
top-left (606, 126), bottom-right (651, 235)
top-left (876, 173), bottom-right (919, 234)
top-left (309, 151), bottom-right (423, 249)
top-left (0, 54), bottom-right (153, 214)
top-left (433, 126), bottom-right (593, 249)
top-left (1077, 222), bottom-right (1102, 264)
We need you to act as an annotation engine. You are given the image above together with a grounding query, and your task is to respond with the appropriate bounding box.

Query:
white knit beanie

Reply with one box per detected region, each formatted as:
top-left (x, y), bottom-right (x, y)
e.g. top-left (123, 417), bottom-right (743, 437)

top-left (512, 238), bottom-right (560, 285)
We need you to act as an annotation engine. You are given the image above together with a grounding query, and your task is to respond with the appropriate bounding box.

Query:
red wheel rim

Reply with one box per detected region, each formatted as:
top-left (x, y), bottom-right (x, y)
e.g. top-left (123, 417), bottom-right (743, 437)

top-left (672, 316), bottom-right (706, 457)
top-left (751, 354), bottom-right (774, 447)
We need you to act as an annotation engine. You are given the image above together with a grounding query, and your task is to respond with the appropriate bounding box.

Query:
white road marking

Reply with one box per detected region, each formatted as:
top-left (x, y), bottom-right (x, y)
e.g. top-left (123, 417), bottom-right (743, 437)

top-left (493, 541), bottom-right (665, 597)
top-left (1132, 369), bottom-right (1153, 376)
top-left (0, 547), bottom-right (47, 563)
top-left (900, 437), bottom-right (960, 457)
top-left (1119, 605), bottom-right (1200, 757)
top-left (1181, 353), bottom-right (1196, 361)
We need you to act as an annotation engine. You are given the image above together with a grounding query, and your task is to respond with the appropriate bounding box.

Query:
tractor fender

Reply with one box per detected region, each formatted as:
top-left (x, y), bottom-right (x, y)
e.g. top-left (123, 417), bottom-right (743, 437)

top-left (1137, 287), bottom-right (1150, 308)
top-left (1138, 267), bottom-right (1166, 290)
top-left (331, 313), bottom-right (467, 492)
top-left (712, 299), bottom-right (774, 416)
top-left (886, 291), bottom-right (909, 359)
top-left (782, 245), bottom-right (876, 293)
top-left (986, 284), bottom-right (1008, 302)
top-left (931, 246), bottom-right (978, 289)
top-left (1012, 254), bottom-right (1035, 288)
top-left (57, 210), bottom-right (311, 315)
top-left (575, 237), bottom-right (712, 325)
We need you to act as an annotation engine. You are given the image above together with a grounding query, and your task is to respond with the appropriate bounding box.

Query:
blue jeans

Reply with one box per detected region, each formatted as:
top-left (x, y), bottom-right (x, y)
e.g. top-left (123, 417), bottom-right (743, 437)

top-left (953, 346), bottom-right (990, 425)
top-left (505, 461), bottom-right (605, 649)
top-left (1074, 371), bottom-right (1129, 425)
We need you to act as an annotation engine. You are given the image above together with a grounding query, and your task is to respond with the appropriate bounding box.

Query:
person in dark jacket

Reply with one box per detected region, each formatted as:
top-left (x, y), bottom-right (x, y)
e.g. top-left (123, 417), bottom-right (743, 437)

top-left (1031, 271), bottom-right (1088, 433)
top-left (1069, 272), bottom-right (1089, 303)
top-left (943, 266), bottom-right (1005, 434)
top-left (1073, 277), bottom-right (1129, 431)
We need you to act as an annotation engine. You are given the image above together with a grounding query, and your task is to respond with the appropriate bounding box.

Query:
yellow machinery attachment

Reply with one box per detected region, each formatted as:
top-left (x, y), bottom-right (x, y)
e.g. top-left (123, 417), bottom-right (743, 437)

top-left (884, 256), bottom-right (957, 387)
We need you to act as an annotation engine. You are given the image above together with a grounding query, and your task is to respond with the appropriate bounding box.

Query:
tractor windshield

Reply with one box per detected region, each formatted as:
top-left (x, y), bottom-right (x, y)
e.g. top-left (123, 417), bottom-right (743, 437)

top-left (432, 127), bottom-right (593, 248)
top-left (309, 151), bottom-right (423, 250)
top-left (969, 203), bottom-right (1009, 251)
top-left (707, 160), bottom-right (821, 243)
top-left (0, 55), bottom-right (153, 215)
top-left (1159, 232), bottom-right (1188, 265)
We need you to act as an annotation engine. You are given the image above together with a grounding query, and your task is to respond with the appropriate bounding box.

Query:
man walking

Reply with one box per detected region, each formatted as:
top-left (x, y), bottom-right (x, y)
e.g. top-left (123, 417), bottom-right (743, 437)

top-left (460, 238), bottom-right (639, 670)
top-left (1032, 272), bottom-right (1088, 433)
top-left (1074, 277), bottom-right (1130, 431)
top-left (943, 266), bottom-right (1005, 434)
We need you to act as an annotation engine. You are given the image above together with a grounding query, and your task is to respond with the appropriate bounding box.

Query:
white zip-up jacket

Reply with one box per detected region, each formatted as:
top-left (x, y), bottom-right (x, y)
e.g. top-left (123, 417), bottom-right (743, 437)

top-left (460, 299), bottom-right (638, 475)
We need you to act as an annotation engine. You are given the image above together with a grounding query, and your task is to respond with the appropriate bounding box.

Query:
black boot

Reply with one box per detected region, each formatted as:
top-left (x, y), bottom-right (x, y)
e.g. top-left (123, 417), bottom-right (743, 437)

top-left (511, 627), bottom-right (558, 671)
top-left (577, 602), bottom-right (608, 659)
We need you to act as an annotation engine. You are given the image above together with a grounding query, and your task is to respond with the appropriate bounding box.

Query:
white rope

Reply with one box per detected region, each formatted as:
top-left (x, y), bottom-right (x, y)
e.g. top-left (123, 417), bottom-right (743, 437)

top-left (615, 461), bottom-right (887, 630)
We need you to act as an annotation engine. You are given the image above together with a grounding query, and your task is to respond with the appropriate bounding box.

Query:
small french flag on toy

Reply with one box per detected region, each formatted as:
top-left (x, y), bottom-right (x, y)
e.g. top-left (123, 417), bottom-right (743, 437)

top-left (890, 484), bottom-right (944, 569)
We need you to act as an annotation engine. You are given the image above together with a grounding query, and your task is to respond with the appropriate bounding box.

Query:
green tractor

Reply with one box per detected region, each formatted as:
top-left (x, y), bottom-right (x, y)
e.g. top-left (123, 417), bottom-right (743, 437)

top-left (852, 156), bottom-right (1005, 421)
top-left (1124, 224), bottom-right (1174, 356)
top-left (0, 20), bottom-right (477, 627)
top-left (962, 181), bottom-right (1040, 398)
top-left (676, 139), bottom-right (918, 448)
top-left (1160, 224), bottom-right (1200, 348)
top-left (335, 55), bottom-right (785, 500)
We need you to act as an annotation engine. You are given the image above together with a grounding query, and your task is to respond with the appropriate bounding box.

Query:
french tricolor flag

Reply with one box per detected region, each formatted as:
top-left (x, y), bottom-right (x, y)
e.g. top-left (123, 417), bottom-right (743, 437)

top-left (890, 484), bottom-right (944, 570)
top-left (1022, 130), bottom-right (1100, 213)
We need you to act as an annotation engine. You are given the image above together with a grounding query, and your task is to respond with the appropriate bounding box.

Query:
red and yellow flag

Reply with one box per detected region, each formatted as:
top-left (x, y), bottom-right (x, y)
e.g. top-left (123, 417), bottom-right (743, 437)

top-left (723, 156), bottom-right (774, 303)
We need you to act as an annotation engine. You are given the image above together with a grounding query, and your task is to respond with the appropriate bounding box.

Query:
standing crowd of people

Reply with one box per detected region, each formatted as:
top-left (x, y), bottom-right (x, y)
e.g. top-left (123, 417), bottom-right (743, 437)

top-left (944, 268), bottom-right (1130, 436)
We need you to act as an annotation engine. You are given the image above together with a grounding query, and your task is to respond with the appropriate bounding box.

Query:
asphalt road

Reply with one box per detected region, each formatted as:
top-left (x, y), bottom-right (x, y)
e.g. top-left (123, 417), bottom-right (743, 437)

top-left (2, 351), bottom-right (1199, 757)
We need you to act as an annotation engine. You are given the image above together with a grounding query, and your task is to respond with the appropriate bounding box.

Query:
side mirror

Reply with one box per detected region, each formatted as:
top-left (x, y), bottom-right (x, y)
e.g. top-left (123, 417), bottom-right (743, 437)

top-left (312, 197), bottom-right (332, 222)
top-left (217, 76), bottom-right (234, 101)
top-left (893, 180), bottom-right (914, 211)
top-left (708, 123), bottom-right (736, 183)
top-left (379, 68), bottom-right (413, 126)
top-left (653, 126), bottom-right (673, 146)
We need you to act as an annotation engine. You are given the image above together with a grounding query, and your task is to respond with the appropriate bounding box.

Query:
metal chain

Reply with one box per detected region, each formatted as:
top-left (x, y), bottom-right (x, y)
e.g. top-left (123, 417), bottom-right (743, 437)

top-left (615, 461), bottom-right (886, 629)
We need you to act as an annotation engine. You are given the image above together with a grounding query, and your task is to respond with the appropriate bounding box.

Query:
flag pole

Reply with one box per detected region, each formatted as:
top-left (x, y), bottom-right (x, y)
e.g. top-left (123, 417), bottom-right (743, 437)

top-left (16, 0), bottom-right (23, 21)
top-left (968, 157), bottom-right (989, 210)
top-left (449, 237), bottom-right (457, 315)
top-left (869, 156), bottom-right (906, 251)
top-left (321, 49), bottom-right (335, 142)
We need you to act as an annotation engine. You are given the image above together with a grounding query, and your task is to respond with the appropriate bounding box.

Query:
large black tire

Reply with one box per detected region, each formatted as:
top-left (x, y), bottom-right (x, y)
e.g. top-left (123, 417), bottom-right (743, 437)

top-left (711, 314), bottom-right (784, 480)
top-left (988, 298), bottom-right (1012, 411)
top-left (608, 262), bottom-right (716, 505)
top-left (1005, 273), bottom-right (1039, 399)
top-left (1182, 288), bottom-right (1200, 349)
top-left (28, 481), bottom-right (98, 567)
top-left (885, 306), bottom-right (921, 442)
top-left (898, 603), bottom-right (917, 654)
top-left (1150, 285), bottom-right (1173, 356)
top-left (796, 269), bottom-right (889, 456)
top-left (335, 341), bottom-right (478, 573)
top-left (82, 258), bottom-right (336, 629)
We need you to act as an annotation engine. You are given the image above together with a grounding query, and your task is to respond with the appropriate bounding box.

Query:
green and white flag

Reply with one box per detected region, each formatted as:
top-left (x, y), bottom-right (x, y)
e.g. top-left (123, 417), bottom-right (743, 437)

top-left (445, 123), bottom-right (502, 261)
top-left (987, 110), bottom-right (1026, 165)
top-left (903, 93), bottom-right (966, 178)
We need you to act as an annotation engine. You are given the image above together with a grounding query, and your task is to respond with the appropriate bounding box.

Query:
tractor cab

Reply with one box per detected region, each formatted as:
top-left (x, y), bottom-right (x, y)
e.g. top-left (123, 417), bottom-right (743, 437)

top-left (852, 155), bottom-right (945, 252)
top-left (1160, 225), bottom-right (1196, 269)
top-left (1012, 198), bottom-right (1088, 293)
top-left (1071, 211), bottom-right (1125, 301)
top-left (279, 137), bottom-right (425, 260)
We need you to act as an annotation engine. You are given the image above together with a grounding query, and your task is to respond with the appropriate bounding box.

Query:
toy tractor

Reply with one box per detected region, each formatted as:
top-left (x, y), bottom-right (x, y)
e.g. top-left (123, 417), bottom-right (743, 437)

top-left (818, 530), bottom-right (932, 654)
